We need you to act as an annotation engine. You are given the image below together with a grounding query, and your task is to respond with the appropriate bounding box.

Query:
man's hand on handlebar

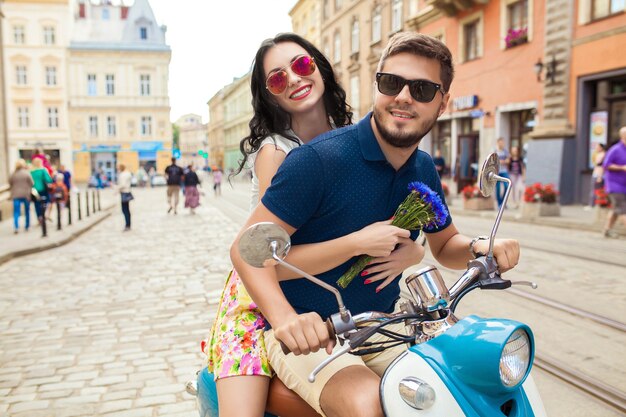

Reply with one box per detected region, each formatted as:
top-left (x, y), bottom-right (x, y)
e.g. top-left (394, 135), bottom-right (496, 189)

top-left (474, 238), bottom-right (520, 272)
top-left (273, 312), bottom-right (336, 355)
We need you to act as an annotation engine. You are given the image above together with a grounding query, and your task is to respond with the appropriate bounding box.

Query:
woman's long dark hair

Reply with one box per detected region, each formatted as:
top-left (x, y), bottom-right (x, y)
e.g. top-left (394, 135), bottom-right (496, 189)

top-left (233, 32), bottom-right (352, 176)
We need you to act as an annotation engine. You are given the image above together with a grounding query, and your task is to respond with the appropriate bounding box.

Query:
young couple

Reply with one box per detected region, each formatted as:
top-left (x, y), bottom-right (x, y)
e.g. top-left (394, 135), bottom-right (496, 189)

top-left (207, 32), bottom-right (521, 417)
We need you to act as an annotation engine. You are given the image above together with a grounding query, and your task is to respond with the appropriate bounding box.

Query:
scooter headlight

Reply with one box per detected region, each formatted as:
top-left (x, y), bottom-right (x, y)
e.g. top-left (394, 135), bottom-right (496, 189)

top-left (500, 329), bottom-right (531, 387)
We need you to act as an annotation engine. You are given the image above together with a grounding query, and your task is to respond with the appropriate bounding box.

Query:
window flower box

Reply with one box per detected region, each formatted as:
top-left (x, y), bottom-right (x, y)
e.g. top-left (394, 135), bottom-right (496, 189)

top-left (505, 27), bottom-right (528, 48)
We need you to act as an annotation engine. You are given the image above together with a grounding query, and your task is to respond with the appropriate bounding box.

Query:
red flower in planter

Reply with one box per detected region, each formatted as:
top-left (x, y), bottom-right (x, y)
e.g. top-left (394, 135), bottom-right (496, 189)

top-left (523, 183), bottom-right (559, 203)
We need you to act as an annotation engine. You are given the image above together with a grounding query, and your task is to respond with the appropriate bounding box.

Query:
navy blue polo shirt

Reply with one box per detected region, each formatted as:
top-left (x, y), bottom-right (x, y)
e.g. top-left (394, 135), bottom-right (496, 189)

top-left (262, 113), bottom-right (452, 320)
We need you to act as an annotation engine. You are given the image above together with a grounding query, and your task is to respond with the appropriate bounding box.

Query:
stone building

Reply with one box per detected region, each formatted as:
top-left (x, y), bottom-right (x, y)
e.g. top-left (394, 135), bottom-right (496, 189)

top-left (176, 113), bottom-right (207, 169)
top-left (290, 0), bottom-right (322, 48)
top-left (2, 0), bottom-right (73, 174)
top-left (221, 73), bottom-right (252, 173)
top-left (207, 89), bottom-right (224, 171)
top-left (68, 0), bottom-right (172, 182)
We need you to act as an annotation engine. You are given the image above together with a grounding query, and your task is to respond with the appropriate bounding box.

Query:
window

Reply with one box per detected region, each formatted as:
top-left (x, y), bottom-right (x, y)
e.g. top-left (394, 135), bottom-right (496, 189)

top-left (48, 107), bottom-right (59, 128)
top-left (13, 26), bottom-right (25, 44)
top-left (505, 0), bottom-right (528, 48)
top-left (140, 74), bottom-right (151, 96)
top-left (323, 38), bottom-right (331, 60)
top-left (333, 31), bottom-right (341, 63)
top-left (592, 0), bottom-right (625, 20)
top-left (350, 75), bottom-right (360, 120)
top-left (102, 8), bottom-right (110, 20)
top-left (372, 7), bottom-right (382, 43)
top-left (335, 0), bottom-right (342, 11)
top-left (43, 26), bottom-right (56, 45)
top-left (351, 19), bottom-right (360, 54)
top-left (323, 0), bottom-right (330, 20)
top-left (141, 116), bottom-right (152, 136)
top-left (45, 66), bottom-right (57, 86)
top-left (18, 107), bottom-right (29, 127)
top-left (463, 20), bottom-right (480, 61)
top-left (87, 74), bottom-right (97, 96)
top-left (89, 116), bottom-right (98, 137)
top-left (107, 116), bottom-right (116, 136)
top-left (392, 0), bottom-right (403, 32)
top-left (105, 74), bottom-right (115, 95)
top-left (16, 66), bottom-right (27, 85)
top-left (140, 27), bottom-right (147, 40)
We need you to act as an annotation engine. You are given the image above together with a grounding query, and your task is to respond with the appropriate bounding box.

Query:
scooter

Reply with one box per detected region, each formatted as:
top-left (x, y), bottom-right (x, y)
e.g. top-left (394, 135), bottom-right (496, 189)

top-left (187, 153), bottom-right (547, 417)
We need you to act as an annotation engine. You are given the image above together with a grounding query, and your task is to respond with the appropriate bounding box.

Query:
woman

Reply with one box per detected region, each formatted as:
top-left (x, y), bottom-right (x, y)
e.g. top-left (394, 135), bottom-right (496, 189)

top-left (207, 33), bottom-right (424, 417)
top-left (184, 165), bottom-right (201, 214)
top-left (588, 143), bottom-right (607, 209)
top-left (117, 164), bottom-right (133, 231)
top-left (30, 157), bottom-right (53, 225)
top-left (9, 159), bottom-right (34, 234)
top-left (508, 146), bottom-right (525, 209)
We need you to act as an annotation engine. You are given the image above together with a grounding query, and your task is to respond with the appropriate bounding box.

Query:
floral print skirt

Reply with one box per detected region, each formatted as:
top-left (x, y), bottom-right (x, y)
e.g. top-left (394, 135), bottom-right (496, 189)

top-left (207, 269), bottom-right (272, 380)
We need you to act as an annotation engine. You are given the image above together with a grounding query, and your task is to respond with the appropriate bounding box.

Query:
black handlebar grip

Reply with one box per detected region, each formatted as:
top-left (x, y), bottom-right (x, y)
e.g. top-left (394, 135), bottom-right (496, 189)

top-left (278, 318), bottom-right (338, 355)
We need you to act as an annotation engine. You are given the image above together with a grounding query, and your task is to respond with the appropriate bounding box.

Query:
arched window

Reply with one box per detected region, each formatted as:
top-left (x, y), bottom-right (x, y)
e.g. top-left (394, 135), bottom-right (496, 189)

top-left (372, 6), bottom-right (382, 43)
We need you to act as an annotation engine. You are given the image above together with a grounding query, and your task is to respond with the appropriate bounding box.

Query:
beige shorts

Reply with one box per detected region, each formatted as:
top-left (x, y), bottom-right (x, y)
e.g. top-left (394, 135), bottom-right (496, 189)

top-left (264, 319), bottom-right (408, 416)
top-left (166, 185), bottom-right (180, 197)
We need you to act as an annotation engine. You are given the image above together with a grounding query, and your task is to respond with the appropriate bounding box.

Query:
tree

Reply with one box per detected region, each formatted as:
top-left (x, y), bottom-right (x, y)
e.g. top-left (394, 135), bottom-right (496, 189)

top-left (172, 123), bottom-right (180, 150)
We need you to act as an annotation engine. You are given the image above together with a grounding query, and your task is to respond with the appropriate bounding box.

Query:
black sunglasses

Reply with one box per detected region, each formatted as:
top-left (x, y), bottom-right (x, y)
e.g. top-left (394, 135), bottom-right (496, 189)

top-left (375, 72), bottom-right (445, 103)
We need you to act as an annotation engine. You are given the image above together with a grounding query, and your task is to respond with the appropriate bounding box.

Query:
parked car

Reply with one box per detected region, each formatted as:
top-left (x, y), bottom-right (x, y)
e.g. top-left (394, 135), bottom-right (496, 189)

top-left (151, 174), bottom-right (167, 187)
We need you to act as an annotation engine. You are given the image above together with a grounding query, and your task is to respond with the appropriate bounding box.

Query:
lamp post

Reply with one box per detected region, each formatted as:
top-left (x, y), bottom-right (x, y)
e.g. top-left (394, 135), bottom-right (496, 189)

top-left (533, 55), bottom-right (557, 84)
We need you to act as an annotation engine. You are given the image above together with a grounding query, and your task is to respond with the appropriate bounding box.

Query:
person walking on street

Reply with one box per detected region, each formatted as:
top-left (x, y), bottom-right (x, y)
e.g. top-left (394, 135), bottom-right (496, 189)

top-left (30, 157), bottom-right (53, 226)
top-left (433, 149), bottom-right (446, 178)
top-left (494, 137), bottom-right (510, 208)
top-left (602, 126), bottom-right (626, 238)
top-left (117, 164), bottom-right (133, 231)
top-left (508, 146), bottom-right (525, 209)
top-left (165, 157), bottom-right (184, 214)
top-left (212, 169), bottom-right (222, 197)
top-left (183, 165), bottom-right (201, 214)
top-left (9, 159), bottom-right (34, 234)
top-left (49, 174), bottom-right (69, 217)
top-left (586, 143), bottom-right (607, 210)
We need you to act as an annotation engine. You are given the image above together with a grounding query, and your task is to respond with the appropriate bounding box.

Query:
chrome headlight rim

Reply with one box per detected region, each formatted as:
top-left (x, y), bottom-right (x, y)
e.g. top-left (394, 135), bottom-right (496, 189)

top-left (499, 328), bottom-right (532, 389)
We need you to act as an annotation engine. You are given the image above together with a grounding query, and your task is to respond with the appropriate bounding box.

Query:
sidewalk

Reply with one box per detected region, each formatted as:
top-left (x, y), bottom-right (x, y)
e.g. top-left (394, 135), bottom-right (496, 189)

top-left (0, 188), bottom-right (116, 265)
top-left (446, 194), bottom-right (626, 236)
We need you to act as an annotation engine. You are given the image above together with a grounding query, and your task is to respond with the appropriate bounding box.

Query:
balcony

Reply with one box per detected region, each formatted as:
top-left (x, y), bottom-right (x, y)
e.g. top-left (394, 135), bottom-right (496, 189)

top-left (428, 0), bottom-right (489, 17)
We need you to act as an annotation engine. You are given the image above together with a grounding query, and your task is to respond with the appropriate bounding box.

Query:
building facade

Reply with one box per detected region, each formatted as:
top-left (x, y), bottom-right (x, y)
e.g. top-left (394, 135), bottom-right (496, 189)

top-left (68, 0), bottom-right (172, 182)
top-left (207, 89), bottom-right (224, 171)
top-left (0, 3), bottom-right (9, 188)
top-left (221, 73), bottom-right (252, 173)
top-left (176, 113), bottom-right (207, 169)
top-left (2, 0), bottom-right (72, 175)
top-left (290, 0), bottom-right (322, 48)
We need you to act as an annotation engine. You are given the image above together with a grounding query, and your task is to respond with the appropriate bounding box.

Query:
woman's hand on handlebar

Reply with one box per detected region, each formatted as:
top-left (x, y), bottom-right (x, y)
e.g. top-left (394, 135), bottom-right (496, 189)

top-left (474, 238), bottom-right (520, 272)
top-left (361, 237), bottom-right (425, 292)
top-left (351, 220), bottom-right (411, 257)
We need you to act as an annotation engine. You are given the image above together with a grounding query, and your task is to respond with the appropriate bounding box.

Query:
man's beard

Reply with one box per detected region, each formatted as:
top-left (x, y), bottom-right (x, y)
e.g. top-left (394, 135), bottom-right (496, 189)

top-left (373, 106), bottom-right (438, 149)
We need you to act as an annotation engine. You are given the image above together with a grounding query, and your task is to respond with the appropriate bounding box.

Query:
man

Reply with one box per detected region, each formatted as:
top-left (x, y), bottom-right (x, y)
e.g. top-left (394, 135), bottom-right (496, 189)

top-left (231, 32), bottom-right (520, 417)
top-left (602, 126), bottom-right (626, 238)
top-left (494, 137), bottom-right (510, 208)
top-left (433, 148), bottom-right (446, 177)
top-left (164, 157), bottom-right (184, 214)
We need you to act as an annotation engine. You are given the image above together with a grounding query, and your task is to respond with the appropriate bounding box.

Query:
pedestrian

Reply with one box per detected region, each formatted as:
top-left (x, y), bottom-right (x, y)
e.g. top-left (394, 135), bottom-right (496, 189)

top-left (30, 157), bottom-right (53, 226)
top-left (206, 33), bottom-right (425, 417)
top-left (586, 143), bottom-right (607, 210)
top-left (9, 159), bottom-right (34, 234)
top-left (602, 126), bottom-right (626, 238)
top-left (433, 148), bottom-right (446, 178)
top-left (212, 169), bottom-right (222, 197)
top-left (183, 165), bottom-right (201, 214)
top-left (508, 146), bottom-right (525, 209)
top-left (117, 164), bottom-right (133, 231)
top-left (230, 32), bottom-right (520, 417)
top-left (57, 164), bottom-right (72, 192)
top-left (164, 157), bottom-right (184, 214)
top-left (494, 137), bottom-right (511, 208)
top-left (148, 166), bottom-right (156, 188)
top-left (49, 173), bottom-right (69, 216)
top-left (31, 147), bottom-right (53, 176)
top-left (136, 166), bottom-right (148, 187)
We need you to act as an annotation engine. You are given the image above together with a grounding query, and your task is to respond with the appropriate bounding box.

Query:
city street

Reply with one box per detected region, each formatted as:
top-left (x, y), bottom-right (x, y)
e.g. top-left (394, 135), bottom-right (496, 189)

top-left (1, 182), bottom-right (625, 416)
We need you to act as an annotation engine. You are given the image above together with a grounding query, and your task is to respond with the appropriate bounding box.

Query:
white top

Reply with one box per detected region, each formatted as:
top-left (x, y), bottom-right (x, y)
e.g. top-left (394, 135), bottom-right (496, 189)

top-left (249, 133), bottom-right (301, 212)
top-left (117, 171), bottom-right (132, 193)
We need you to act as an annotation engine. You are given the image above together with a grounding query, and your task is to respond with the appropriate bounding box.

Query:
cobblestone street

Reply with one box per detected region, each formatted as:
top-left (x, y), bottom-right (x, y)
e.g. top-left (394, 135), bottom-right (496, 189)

top-left (0, 186), bottom-right (234, 417)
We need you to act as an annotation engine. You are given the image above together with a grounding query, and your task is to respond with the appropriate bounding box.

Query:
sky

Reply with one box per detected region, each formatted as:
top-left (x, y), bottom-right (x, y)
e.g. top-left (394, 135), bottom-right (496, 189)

top-left (146, 0), bottom-right (297, 124)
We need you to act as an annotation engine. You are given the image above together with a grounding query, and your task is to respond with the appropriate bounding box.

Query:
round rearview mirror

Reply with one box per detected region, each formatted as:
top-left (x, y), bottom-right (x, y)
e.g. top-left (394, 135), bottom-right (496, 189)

top-left (479, 153), bottom-right (500, 197)
top-left (238, 222), bottom-right (291, 268)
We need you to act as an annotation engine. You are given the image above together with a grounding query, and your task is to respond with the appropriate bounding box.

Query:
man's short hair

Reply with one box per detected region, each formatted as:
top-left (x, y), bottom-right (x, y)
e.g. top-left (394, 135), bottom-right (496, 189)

top-left (377, 32), bottom-right (454, 93)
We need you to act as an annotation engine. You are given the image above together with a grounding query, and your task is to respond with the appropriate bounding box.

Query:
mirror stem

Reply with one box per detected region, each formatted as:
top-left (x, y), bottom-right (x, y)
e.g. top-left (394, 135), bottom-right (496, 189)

top-left (487, 175), bottom-right (512, 262)
top-left (270, 242), bottom-right (350, 321)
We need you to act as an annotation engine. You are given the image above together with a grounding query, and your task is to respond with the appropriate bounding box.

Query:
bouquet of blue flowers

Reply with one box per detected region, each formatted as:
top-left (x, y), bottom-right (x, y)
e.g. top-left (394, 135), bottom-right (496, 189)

top-left (336, 181), bottom-right (448, 289)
